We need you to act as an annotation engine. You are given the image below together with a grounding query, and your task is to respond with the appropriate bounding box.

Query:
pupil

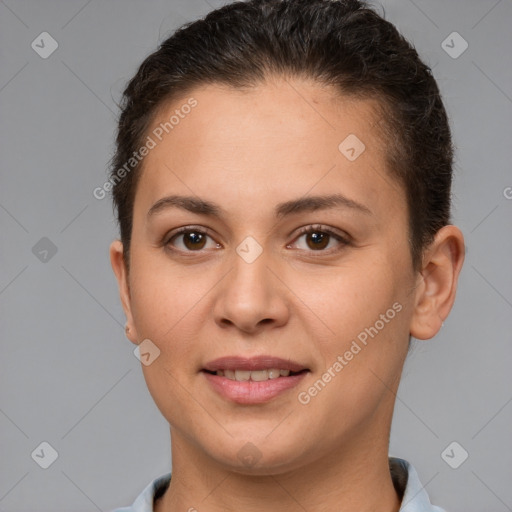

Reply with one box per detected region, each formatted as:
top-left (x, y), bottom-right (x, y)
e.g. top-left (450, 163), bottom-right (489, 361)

top-left (185, 232), bottom-right (205, 249)
top-left (308, 232), bottom-right (328, 250)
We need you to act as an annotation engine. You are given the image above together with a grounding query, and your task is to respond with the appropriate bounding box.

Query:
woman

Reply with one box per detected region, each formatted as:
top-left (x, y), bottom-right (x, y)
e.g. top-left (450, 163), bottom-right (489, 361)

top-left (108, 0), bottom-right (465, 510)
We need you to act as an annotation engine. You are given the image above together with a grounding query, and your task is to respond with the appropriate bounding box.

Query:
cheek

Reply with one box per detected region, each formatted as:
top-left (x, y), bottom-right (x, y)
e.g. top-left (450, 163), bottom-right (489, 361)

top-left (295, 278), bottom-right (408, 438)
top-left (293, 260), bottom-right (402, 336)
top-left (128, 248), bottom-right (206, 339)
top-left (129, 258), bottom-right (208, 419)
top-left (294, 258), bottom-right (411, 389)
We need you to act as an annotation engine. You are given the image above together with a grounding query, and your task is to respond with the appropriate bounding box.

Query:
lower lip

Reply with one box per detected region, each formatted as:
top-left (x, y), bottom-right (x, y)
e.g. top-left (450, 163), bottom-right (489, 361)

top-left (202, 371), bottom-right (308, 404)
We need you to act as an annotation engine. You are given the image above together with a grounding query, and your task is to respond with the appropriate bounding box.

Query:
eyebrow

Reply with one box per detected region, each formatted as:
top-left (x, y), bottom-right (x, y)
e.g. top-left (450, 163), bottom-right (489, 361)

top-left (146, 193), bottom-right (372, 220)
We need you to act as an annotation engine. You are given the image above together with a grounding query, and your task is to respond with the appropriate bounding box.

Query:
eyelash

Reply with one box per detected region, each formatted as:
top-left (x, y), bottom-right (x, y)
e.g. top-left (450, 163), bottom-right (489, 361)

top-left (163, 224), bottom-right (350, 255)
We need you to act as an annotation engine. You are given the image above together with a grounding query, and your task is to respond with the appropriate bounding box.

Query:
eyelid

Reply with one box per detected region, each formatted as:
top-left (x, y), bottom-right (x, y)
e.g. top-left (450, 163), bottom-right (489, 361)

top-left (292, 223), bottom-right (350, 241)
top-left (288, 224), bottom-right (351, 251)
top-left (163, 224), bottom-right (217, 244)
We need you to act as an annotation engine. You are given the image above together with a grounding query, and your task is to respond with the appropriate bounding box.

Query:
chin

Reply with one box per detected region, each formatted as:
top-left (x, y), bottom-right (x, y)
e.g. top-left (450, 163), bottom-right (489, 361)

top-left (204, 437), bottom-right (312, 476)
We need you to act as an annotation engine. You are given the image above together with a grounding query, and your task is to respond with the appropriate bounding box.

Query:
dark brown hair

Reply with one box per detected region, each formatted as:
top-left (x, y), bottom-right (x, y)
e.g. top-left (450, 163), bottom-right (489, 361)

top-left (109, 0), bottom-right (453, 270)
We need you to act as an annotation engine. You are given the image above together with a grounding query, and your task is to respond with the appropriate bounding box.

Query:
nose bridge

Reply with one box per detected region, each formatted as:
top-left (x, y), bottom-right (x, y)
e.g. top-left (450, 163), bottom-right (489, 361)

top-left (213, 234), bottom-right (288, 331)
top-left (229, 235), bottom-right (274, 303)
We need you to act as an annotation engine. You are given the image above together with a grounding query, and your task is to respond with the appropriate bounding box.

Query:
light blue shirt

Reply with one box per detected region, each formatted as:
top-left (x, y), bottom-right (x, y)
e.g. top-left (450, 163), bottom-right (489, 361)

top-left (111, 458), bottom-right (445, 512)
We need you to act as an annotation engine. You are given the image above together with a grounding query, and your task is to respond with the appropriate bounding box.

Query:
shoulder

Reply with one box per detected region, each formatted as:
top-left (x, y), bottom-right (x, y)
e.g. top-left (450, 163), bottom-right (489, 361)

top-left (390, 457), bottom-right (447, 512)
top-left (109, 473), bottom-right (172, 512)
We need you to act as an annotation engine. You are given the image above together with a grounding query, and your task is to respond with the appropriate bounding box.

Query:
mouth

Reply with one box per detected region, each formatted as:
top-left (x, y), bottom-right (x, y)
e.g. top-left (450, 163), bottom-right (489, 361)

top-left (202, 368), bottom-right (308, 381)
top-left (201, 355), bottom-right (310, 404)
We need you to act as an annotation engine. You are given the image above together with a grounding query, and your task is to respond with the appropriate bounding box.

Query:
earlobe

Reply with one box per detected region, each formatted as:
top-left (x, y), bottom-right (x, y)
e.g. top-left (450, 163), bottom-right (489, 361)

top-left (410, 225), bottom-right (465, 340)
top-left (109, 240), bottom-right (139, 345)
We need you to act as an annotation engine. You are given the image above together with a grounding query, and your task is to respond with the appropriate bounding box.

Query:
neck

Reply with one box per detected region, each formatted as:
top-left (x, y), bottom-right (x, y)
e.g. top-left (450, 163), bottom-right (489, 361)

top-left (155, 423), bottom-right (401, 512)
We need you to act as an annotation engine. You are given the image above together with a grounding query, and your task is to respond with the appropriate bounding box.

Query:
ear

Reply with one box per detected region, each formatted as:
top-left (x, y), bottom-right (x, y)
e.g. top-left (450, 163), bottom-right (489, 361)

top-left (110, 240), bottom-right (139, 345)
top-left (410, 225), bottom-right (465, 340)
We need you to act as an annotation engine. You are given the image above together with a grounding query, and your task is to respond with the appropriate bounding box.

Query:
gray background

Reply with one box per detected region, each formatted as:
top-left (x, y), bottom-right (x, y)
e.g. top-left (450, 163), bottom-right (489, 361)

top-left (0, 0), bottom-right (511, 510)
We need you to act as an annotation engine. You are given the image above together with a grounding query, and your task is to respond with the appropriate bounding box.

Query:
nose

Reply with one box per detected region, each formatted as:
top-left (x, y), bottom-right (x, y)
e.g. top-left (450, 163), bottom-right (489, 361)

top-left (212, 243), bottom-right (290, 334)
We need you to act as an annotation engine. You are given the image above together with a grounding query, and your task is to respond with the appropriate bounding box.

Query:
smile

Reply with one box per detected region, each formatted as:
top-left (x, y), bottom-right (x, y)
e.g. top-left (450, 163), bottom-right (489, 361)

top-left (206, 368), bottom-right (305, 381)
top-left (201, 355), bottom-right (310, 404)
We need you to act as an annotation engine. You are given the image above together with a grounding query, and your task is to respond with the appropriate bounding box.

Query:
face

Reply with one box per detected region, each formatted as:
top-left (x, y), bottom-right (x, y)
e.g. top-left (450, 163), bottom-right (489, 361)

top-left (112, 76), bottom-right (425, 474)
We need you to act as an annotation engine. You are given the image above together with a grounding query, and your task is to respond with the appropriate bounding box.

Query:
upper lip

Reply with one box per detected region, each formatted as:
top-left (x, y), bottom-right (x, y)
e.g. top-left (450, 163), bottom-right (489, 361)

top-left (203, 355), bottom-right (308, 373)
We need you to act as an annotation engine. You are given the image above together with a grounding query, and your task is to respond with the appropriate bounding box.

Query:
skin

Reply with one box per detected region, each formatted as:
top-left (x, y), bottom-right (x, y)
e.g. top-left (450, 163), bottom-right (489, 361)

top-left (110, 75), bottom-right (465, 512)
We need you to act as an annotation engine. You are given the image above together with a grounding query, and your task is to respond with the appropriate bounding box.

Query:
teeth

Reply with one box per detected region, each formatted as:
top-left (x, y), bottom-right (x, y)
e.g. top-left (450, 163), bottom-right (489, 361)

top-left (213, 368), bottom-right (295, 381)
top-left (267, 369), bottom-right (281, 379)
top-left (235, 370), bottom-right (251, 381)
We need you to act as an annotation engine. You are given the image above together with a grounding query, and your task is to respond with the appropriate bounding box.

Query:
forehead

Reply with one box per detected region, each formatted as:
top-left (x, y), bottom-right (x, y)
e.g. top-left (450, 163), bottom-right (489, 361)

top-left (148, 77), bottom-right (384, 161)
top-left (134, 77), bottom-right (404, 221)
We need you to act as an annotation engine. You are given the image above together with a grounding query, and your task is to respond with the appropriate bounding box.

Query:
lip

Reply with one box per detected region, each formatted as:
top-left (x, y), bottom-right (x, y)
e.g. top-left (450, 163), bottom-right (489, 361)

top-left (203, 355), bottom-right (307, 373)
top-left (202, 355), bottom-right (310, 405)
top-left (202, 371), bottom-right (308, 404)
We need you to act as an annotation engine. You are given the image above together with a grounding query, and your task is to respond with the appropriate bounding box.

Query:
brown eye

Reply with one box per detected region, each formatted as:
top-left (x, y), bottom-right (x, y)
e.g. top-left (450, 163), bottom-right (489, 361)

top-left (290, 225), bottom-right (349, 253)
top-left (166, 227), bottom-right (219, 252)
top-left (304, 231), bottom-right (330, 250)
top-left (181, 231), bottom-right (206, 250)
